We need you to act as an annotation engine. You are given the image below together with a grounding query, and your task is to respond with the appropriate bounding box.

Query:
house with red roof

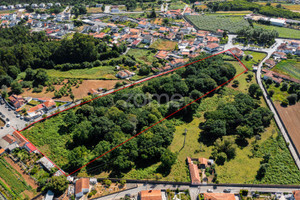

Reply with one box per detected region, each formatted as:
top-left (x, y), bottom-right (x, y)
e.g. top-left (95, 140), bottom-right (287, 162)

top-left (203, 193), bottom-right (235, 200)
top-left (75, 178), bottom-right (90, 198)
top-left (187, 157), bottom-right (201, 185)
top-left (205, 43), bottom-right (220, 53)
top-left (8, 94), bottom-right (26, 109)
top-left (24, 142), bottom-right (37, 153)
top-left (155, 51), bottom-right (169, 59)
top-left (140, 190), bottom-right (162, 200)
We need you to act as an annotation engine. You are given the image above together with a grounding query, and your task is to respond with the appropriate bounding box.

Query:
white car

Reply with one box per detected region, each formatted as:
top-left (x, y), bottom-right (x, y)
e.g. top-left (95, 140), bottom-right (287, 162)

top-left (207, 189), bottom-right (213, 193)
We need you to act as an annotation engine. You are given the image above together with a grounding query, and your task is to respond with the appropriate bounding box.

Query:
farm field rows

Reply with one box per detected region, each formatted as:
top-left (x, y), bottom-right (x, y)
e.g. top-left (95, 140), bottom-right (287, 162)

top-left (255, 2), bottom-right (300, 11)
top-left (0, 157), bottom-right (32, 199)
top-left (272, 59), bottom-right (300, 80)
top-left (254, 23), bottom-right (300, 39)
top-left (186, 15), bottom-right (249, 33)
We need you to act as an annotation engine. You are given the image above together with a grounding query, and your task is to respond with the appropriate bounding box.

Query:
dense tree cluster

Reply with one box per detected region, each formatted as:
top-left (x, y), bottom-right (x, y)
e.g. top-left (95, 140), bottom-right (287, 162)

top-left (201, 93), bottom-right (273, 142)
top-left (207, 0), bottom-right (300, 19)
top-left (237, 26), bottom-right (278, 46)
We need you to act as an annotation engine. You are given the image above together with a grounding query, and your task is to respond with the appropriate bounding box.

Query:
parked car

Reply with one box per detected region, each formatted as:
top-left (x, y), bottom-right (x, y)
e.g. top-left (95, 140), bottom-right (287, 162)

top-left (207, 189), bottom-right (213, 193)
top-left (6, 118), bottom-right (9, 121)
top-left (224, 189), bottom-right (231, 193)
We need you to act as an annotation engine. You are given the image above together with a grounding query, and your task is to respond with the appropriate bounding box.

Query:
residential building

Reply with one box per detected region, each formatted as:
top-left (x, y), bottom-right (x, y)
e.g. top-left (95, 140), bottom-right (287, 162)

top-left (142, 35), bottom-right (153, 44)
top-left (12, 131), bottom-right (27, 148)
top-left (139, 190), bottom-right (162, 200)
top-left (37, 157), bottom-right (55, 172)
top-left (270, 18), bottom-right (286, 27)
top-left (155, 51), bottom-right (169, 59)
top-left (75, 178), bottom-right (90, 198)
top-left (187, 157), bottom-right (201, 185)
top-left (8, 94), bottom-right (25, 109)
top-left (203, 193), bottom-right (235, 200)
top-left (116, 70), bottom-right (135, 79)
top-left (273, 51), bottom-right (287, 60)
top-left (205, 43), bottom-right (219, 52)
top-left (24, 142), bottom-right (37, 153)
top-left (229, 47), bottom-right (244, 59)
top-left (264, 59), bottom-right (276, 68)
top-left (44, 190), bottom-right (54, 200)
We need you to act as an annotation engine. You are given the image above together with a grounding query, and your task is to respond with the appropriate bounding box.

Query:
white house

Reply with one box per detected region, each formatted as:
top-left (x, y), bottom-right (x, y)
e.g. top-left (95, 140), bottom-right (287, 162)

top-left (75, 178), bottom-right (90, 198)
top-left (270, 18), bottom-right (286, 27)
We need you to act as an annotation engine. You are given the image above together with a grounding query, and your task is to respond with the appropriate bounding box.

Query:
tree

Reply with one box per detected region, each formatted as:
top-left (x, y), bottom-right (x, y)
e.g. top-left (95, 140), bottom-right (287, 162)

top-left (268, 89), bottom-right (274, 97)
top-left (46, 176), bottom-right (68, 196)
top-left (287, 94), bottom-right (297, 105)
top-left (212, 137), bottom-right (237, 161)
top-left (215, 152), bottom-right (227, 165)
top-left (34, 69), bottom-right (49, 86)
top-left (160, 149), bottom-right (177, 170)
top-left (149, 9), bottom-right (156, 18)
top-left (233, 80), bottom-right (239, 87)
top-left (202, 119), bottom-right (227, 139)
top-left (249, 83), bottom-right (262, 98)
top-left (11, 81), bottom-right (23, 94)
top-left (280, 82), bottom-right (288, 91)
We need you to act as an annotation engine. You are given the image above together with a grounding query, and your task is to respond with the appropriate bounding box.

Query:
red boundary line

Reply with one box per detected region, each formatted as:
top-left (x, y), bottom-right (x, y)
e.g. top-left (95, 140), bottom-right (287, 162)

top-left (15, 49), bottom-right (248, 177)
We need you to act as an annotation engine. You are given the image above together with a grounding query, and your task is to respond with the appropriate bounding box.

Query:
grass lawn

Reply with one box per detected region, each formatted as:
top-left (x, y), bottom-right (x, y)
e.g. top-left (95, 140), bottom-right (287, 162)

top-left (242, 51), bottom-right (267, 70)
top-left (45, 66), bottom-right (116, 79)
top-left (169, 1), bottom-right (186, 10)
top-left (127, 49), bottom-right (157, 65)
top-left (150, 39), bottom-right (178, 51)
top-left (264, 82), bottom-right (289, 103)
top-left (272, 59), bottom-right (300, 80)
top-left (87, 7), bottom-right (103, 13)
top-left (254, 23), bottom-right (300, 39)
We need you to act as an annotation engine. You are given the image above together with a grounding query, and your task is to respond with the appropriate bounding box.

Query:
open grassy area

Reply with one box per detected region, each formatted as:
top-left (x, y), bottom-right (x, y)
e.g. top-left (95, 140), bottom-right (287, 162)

top-left (255, 2), bottom-right (300, 11)
top-left (272, 59), bottom-right (300, 80)
top-left (264, 82), bottom-right (289, 102)
top-left (254, 23), bottom-right (300, 39)
top-left (186, 15), bottom-right (249, 33)
top-left (169, 1), bottom-right (186, 10)
top-left (214, 10), bottom-right (253, 15)
top-left (242, 51), bottom-right (267, 70)
top-left (127, 49), bottom-right (157, 65)
top-left (45, 66), bottom-right (116, 79)
top-left (150, 39), bottom-right (178, 51)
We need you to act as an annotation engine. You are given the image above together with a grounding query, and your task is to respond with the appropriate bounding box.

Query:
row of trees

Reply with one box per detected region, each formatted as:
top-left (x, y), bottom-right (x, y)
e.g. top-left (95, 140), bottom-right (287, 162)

top-left (207, 0), bottom-right (300, 19)
top-left (237, 26), bottom-right (278, 46)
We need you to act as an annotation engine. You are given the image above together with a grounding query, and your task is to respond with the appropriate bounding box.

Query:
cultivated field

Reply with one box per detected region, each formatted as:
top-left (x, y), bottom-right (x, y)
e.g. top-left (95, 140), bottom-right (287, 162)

top-left (21, 80), bottom-right (125, 101)
top-left (255, 2), bottom-right (300, 11)
top-left (275, 102), bottom-right (300, 154)
top-left (254, 23), bottom-right (300, 39)
top-left (272, 59), bottom-right (300, 80)
top-left (186, 15), bottom-right (250, 33)
top-left (150, 39), bottom-right (178, 51)
top-left (46, 66), bottom-right (116, 79)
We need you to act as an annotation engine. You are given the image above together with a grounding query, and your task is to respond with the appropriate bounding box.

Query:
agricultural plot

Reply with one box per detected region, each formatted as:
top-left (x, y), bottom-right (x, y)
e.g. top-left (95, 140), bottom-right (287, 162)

top-left (126, 49), bottom-right (157, 65)
top-left (186, 15), bottom-right (250, 33)
top-left (0, 158), bottom-right (31, 199)
top-left (255, 2), bottom-right (300, 11)
top-left (272, 59), bottom-right (300, 80)
top-left (254, 23), bottom-right (300, 39)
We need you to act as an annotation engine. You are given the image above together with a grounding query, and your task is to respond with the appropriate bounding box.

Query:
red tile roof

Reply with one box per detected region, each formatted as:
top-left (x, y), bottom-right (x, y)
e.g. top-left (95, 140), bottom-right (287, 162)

top-left (43, 100), bottom-right (56, 109)
top-left (204, 193), bottom-right (235, 200)
top-left (187, 157), bottom-right (201, 184)
top-left (140, 190), bottom-right (162, 200)
top-left (75, 178), bottom-right (89, 195)
top-left (155, 51), bottom-right (169, 59)
top-left (293, 191), bottom-right (300, 200)
top-left (12, 131), bottom-right (26, 147)
top-left (25, 142), bottom-right (37, 152)
top-left (2, 134), bottom-right (16, 144)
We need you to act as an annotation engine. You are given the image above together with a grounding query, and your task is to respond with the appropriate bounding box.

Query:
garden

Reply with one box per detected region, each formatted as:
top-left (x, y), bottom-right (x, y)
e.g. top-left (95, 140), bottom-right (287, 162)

top-left (150, 39), bottom-right (178, 51)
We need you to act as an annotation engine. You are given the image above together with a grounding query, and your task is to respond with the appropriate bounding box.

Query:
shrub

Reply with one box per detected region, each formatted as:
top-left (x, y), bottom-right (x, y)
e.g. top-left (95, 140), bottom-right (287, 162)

top-left (281, 98), bottom-right (289, 106)
top-left (103, 179), bottom-right (112, 187)
top-left (287, 94), bottom-right (298, 105)
top-left (32, 85), bottom-right (43, 93)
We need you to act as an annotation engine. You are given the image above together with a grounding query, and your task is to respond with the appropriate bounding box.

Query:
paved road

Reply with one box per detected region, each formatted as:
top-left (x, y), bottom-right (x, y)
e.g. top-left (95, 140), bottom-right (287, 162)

top-left (222, 35), bottom-right (300, 170)
top-left (255, 43), bottom-right (300, 170)
top-left (93, 183), bottom-right (300, 200)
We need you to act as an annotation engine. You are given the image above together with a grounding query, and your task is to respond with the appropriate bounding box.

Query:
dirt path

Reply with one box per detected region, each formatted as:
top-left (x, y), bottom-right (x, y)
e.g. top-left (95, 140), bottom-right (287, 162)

top-left (3, 157), bottom-right (38, 189)
top-left (274, 102), bottom-right (300, 153)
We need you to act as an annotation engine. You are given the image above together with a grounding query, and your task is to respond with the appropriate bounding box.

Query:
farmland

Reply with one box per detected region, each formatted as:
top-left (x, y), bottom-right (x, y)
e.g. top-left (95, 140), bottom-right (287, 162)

top-left (45, 66), bottom-right (116, 79)
top-left (150, 39), bottom-right (178, 51)
top-left (186, 15), bottom-right (249, 33)
top-left (254, 23), bottom-right (300, 39)
top-left (0, 157), bottom-right (32, 199)
top-left (255, 2), bottom-right (300, 11)
top-left (272, 59), bottom-right (300, 80)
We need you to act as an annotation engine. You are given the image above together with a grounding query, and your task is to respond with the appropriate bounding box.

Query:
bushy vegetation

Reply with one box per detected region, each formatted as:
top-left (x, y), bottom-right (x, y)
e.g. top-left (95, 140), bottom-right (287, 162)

top-left (23, 53), bottom-right (236, 176)
top-left (237, 26), bottom-right (278, 46)
top-left (207, 0), bottom-right (300, 19)
top-left (252, 133), bottom-right (300, 184)
top-left (186, 15), bottom-right (249, 33)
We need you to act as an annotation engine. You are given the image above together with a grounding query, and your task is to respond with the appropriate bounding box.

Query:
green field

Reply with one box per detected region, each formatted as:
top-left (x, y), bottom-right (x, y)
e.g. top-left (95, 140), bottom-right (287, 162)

top-left (45, 66), bottom-right (116, 79)
top-left (169, 1), bottom-right (186, 10)
top-left (272, 59), bottom-right (300, 80)
top-left (242, 51), bottom-right (267, 70)
top-left (254, 23), bottom-right (300, 39)
top-left (186, 15), bottom-right (249, 33)
top-left (127, 49), bottom-right (157, 65)
top-left (0, 157), bottom-right (31, 198)
top-left (150, 39), bottom-right (178, 51)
